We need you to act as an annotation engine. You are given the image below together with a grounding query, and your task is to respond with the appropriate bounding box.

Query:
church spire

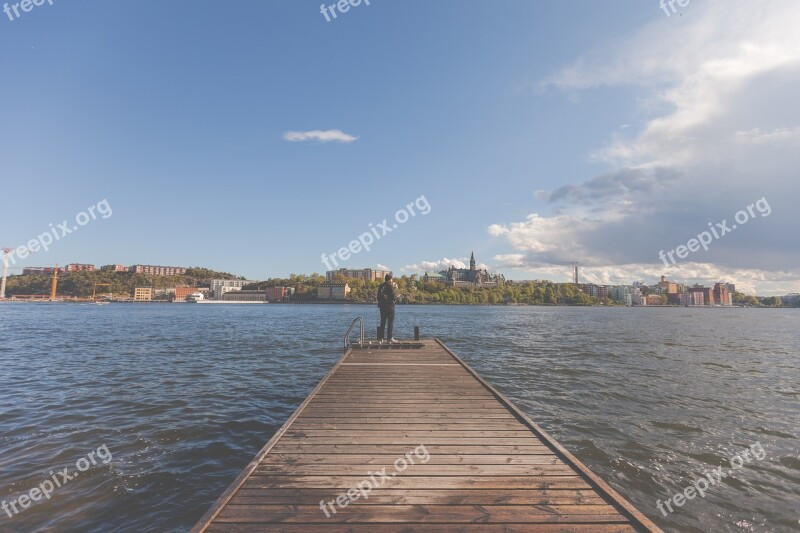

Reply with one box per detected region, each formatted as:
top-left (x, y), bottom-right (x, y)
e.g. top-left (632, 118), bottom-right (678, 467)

top-left (470, 251), bottom-right (476, 271)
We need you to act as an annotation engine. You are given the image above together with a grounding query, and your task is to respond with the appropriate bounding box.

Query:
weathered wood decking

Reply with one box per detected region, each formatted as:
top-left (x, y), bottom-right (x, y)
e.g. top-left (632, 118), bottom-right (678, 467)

top-left (193, 339), bottom-right (661, 532)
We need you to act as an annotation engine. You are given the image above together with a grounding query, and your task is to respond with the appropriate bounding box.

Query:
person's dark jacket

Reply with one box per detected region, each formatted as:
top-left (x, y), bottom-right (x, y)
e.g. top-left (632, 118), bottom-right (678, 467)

top-left (377, 281), bottom-right (397, 308)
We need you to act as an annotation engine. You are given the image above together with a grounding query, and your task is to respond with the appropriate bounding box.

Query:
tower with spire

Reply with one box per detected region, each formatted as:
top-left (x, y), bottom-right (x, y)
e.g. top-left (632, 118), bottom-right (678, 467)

top-left (422, 251), bottom-right (504, 287)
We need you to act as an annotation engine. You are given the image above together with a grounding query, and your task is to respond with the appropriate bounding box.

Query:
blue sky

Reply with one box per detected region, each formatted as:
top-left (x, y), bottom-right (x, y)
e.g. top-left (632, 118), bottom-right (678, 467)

top-left (2, 0), bottom-right (798, 294)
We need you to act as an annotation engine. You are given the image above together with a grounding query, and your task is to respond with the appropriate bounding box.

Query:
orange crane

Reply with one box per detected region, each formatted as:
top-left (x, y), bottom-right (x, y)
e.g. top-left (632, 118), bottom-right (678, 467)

top-left (50, 265), bottom-right (58, 301)
top-left (92, 282), bottom-right (112, 300)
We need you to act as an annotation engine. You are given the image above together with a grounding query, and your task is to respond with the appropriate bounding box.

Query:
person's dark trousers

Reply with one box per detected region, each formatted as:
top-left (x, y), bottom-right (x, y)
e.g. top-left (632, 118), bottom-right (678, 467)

top-left (379, 305), bottom-right (395, 340)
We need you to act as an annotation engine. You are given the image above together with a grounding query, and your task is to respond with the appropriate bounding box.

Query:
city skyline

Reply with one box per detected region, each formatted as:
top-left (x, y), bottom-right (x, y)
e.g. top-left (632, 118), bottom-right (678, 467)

top-left (9, 257), bottom-right (788, 298)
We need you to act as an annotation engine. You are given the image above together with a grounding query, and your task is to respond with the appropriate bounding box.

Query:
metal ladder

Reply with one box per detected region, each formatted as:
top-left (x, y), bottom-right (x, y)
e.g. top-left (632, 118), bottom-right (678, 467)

top-left (343, 317), bottom-right (364, 353)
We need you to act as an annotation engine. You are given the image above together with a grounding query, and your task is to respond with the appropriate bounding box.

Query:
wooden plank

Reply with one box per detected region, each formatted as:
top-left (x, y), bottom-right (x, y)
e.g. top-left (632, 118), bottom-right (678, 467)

top-left (276, 438), bottom-right (549, 445)
top-left (255, 464), bottom-right (578, 476)
top-left (240, 475), bottom-right (592, 490)
top-left (268, 444), bottom-right (556, 455)
top-left (261, 454), bottom-right (563, 465)
top-left (215, 504), bottom-right (627, 523)
top-left (282, 430), bottom-right (536, 437)
top-left (206, 525), bottom-right (638, 533)
top-left (289, 423), bottom-right (528, 430)
top-left (230, 488), bottom-right (608, 505)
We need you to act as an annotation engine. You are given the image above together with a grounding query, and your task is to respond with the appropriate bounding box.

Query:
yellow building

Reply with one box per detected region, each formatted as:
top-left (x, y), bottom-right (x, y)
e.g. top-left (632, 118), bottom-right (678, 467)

top-left (134, 287), bottom-right (153, 302)
top-left (658, 275), bottom-right (679, 294)
top-left (317, 282), bottom-right (350, 300)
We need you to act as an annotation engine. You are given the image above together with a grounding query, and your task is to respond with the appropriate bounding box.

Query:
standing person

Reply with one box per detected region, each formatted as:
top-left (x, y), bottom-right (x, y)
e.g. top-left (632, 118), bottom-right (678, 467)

top-left (377, 273), bottom-right (398, 343)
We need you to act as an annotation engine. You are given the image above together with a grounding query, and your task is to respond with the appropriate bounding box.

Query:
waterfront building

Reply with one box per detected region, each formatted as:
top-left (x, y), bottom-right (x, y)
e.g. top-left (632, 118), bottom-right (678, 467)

top-left (175, 287), bottom-right (197, 301)
top-left (423, 253), bottom-right (504, 287)
top-left (714, 282), bottom-right (732, 306)
top-left (581, 284), bottom-right (609, 300)
top-left (645, 294), bottom-right (665, 306)
top-left (631, 291), bottom-right (647, 306)
top-left (134, 287), bottom-right (153, 301)
top-left (64, 264), bottom-right (96, 272)
top-left (679, 292), bottom-right (705, 306)
top-left (209, 279), bottom-right (257, 299)
top-left (689, 285), bottom-right (715, 305)
top-left (128, 265), bottom-right (187, 276)
top-left (222, 290), bottom-right (267, 302)
top-left (609, 285), bottom-right (638, 306)
top-left (265, 287), bottom-right (290, 302)
top-left (326, 268), bottom-right (392, 282)
top-left (657, 275), bottom-right (680, 295)
top-left (318, 282), bottom-right (350, 300)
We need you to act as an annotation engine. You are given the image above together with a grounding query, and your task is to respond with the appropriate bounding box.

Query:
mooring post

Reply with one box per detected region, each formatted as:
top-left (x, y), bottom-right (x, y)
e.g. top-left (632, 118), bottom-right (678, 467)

top-left (414, 326), bottom-right (420, 341)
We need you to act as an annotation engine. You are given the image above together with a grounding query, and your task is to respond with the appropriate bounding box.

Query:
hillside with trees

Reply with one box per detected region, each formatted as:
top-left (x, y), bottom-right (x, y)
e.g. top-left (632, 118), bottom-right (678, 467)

top-left (247, 274), bottom-right (599, 305)
top-left (5, 268), bottom-right (240, 299)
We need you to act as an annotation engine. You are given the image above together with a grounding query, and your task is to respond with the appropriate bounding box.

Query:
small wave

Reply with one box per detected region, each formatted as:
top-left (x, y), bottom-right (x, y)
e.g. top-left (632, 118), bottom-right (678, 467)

top-left (650, 421), bottom-right (704, 433)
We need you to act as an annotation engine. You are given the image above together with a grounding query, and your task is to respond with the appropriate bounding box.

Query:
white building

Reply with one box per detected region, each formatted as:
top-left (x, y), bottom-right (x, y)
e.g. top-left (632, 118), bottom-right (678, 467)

top-left (609, 286), bottom-right (638, 306)
top-left (631, 291), bottom-right (647, 306)
top-left (209, 279), bottom-right (258, 299)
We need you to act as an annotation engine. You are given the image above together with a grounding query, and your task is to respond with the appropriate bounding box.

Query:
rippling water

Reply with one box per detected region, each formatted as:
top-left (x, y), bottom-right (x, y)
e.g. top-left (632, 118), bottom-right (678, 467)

top-left (0, 303), bottom-right (798, 532)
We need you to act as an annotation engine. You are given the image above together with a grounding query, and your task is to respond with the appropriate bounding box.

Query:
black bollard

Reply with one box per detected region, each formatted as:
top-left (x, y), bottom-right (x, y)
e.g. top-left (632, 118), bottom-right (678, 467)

top-left (414, 326), bottom-right (420, 341)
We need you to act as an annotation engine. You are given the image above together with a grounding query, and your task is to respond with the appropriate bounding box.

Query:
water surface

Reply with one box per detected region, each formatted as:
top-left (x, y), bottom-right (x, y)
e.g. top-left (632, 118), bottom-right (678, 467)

top-left (0, 304), bottom-right (797, 532)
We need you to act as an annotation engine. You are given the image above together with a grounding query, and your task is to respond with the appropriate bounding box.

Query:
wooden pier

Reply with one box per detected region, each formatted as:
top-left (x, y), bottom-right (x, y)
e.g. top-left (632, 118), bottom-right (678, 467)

top-left (193, 339), bottom-right (661, 532)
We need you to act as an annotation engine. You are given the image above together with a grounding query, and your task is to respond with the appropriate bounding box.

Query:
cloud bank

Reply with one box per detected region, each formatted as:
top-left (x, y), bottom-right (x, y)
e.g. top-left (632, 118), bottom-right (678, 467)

top-left (491, 0), bottom-right (800, 295)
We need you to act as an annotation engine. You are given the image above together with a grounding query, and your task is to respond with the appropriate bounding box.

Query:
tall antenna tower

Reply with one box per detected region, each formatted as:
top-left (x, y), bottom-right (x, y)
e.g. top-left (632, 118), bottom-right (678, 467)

top-left (571, 262), bottom-right (579, 285)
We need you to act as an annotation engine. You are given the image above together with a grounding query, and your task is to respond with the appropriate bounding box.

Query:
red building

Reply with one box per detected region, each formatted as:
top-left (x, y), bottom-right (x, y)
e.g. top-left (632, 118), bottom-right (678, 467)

top-left (174, 287), bottom-right (197, 301)
top-left (64, 264), bottom-right (96, 272)
top-left (714, 283), bottom-right (732, 306)
top-left (265, 287), bottom-right (288, 301)
top-left (128, 265), bottom-right (187, 276)
top-left (689, 286), bottom-right (715, 305)
top-left (22, 267), bottom-right (62, 275)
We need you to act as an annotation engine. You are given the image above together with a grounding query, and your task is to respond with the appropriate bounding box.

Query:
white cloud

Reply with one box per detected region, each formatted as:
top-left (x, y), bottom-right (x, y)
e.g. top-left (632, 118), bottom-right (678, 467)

top-left (734, 127), bottom-right (800, 145)
top-left (376, 263), bottom-right (391, 271)
top-left (283, 129), bottom-right (358, 143)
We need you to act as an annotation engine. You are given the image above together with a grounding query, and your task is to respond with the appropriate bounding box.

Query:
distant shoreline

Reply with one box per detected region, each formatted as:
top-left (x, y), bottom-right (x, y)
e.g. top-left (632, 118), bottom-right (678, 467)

top-left (0, 299), bottom-right (776, 308)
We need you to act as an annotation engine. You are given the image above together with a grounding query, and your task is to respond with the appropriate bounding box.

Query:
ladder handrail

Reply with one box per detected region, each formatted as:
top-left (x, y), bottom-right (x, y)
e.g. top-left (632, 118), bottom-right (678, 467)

top-left (344, 317), bottom-right (364, 353)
